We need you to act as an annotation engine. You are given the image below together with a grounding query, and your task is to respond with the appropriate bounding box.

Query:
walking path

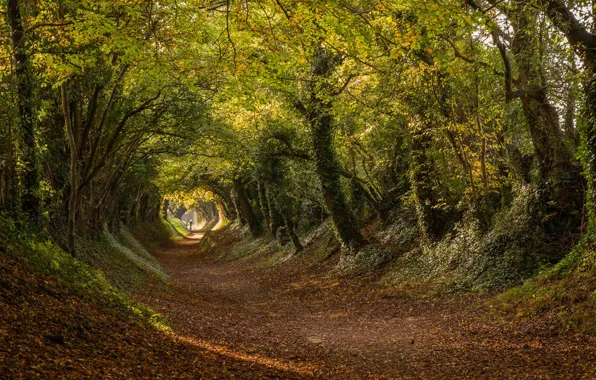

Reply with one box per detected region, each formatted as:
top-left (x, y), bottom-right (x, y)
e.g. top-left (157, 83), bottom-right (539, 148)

top-left (135, 228), bottom-right (596, 378)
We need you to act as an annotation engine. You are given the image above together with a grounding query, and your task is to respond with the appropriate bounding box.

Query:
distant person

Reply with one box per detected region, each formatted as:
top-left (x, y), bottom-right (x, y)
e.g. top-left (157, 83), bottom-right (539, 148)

top-left (189, 220), bottom-right (193, 231)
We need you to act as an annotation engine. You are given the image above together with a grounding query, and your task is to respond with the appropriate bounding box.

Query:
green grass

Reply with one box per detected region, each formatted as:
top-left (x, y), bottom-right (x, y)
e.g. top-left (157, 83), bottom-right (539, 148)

top-left (167, 217), bottom-right (189, 236)
top-left (131, 219), bottom-right (178, 246)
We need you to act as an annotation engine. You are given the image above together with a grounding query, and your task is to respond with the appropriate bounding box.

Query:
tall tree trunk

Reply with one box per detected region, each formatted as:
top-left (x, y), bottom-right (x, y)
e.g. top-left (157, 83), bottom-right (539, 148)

top-left (311, 112), bottom-right (367, 251)
top-left (510, 4), bottom-right (572, 184)
top-left (282, 208), bottom-right (303, 253)
top-left (60, 85), bottom-right (79, 255)
top-left (410, 122), bottom-right (444, 242)
top-left (231, 190), bottom-right (245, 226)
top-left (257, 181), bottom-right (272, 235)
top-left (537, 0), bottom-right (596, 258)
top-left (583, 74), bottom-right (596, 231)
top-left (8, 0), bottom-right (41, 227)
top-left (350, 177), bottom-right (366, 223)
top-left (5, 111), bottom-right (18, 214)
top-left (564, 56), bottom-right (580, 148)
top-left (305, 48), bottom-right (367, 252)
top-left (265, 185), bottom-right (283, 237)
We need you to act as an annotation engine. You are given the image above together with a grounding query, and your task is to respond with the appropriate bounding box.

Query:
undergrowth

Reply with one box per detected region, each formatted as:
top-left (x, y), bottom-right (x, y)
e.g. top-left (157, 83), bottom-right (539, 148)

top-left (382, 185), bottom-right (557, 293)
top-left (0, 214), bottom-right (172, 332)
top-left (493, 239), bottom-right (596, 333)
top-left (132, 219), bottom-right (180, 245)
top-left (209, 224), bottom-right (294, 265)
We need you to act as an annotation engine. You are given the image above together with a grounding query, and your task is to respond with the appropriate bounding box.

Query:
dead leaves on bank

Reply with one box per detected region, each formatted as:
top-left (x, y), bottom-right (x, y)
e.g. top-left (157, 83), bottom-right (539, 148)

top-left (0, 255), bottom-right (302, 379)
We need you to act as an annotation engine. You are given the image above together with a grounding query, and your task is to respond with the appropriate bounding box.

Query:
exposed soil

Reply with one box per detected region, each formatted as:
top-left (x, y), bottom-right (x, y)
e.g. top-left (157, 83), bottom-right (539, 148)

top-left (132, 230), bottom-right (596, 379)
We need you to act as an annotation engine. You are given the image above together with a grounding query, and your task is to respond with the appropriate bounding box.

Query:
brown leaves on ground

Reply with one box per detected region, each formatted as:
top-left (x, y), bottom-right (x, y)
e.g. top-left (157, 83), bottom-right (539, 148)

top-left (0, 255), bottom-right (302, 379)
top-left (2, 231), bottom-right (596, 379)
top-left (134, 233), bottom-right (596, 379)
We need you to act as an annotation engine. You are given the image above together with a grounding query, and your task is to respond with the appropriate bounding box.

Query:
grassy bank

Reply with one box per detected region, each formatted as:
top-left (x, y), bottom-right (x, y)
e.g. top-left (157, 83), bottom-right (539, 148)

top-left (0, 215), bottom-right (173, 328)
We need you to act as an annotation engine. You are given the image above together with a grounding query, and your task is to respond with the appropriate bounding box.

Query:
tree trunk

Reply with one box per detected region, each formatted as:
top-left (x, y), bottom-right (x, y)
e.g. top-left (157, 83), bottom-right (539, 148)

top-left (306, 48), bottom-right (367, 252)
top-left (265, 185), bottom-right (283, 237)
top-left (510, 0), bottom-right (572, 184)
top-left (311, 112), bottom-right (367, 251)
top-left (8, 0), bottom-right (41, 227)
top-left (163, 199), bottom-right (169, 220)
top-left (583, 74), bottom-right (596, 231)
top-left (350, 177), bottom-right (366, 223)
top-left (60, 84), bottom-right (79, 256)
top-left (564, 57), bottom-right (580, 148)
top-left (282, 209), bottom-right (303, 253)
top-left (233, 177), bottom-right (263, 237)
top-left (410, 122), bottom-right (444, 242)
top-left (232, 190), bottom-right (245, 226)
top-left (257, 181), bottom-right (272, 235)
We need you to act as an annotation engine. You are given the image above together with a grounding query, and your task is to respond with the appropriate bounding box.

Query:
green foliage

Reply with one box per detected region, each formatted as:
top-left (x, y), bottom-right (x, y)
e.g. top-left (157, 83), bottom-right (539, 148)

top-left (490, 229), bottom-right (596, 333)
top-left (494, 268), bottom-right (596, 333)
top-left (131, 219), bottom-right (178, 248)
top-left (301, 220), bottom-right (341, 261)
top-left (336, 244), bottom-right (393, 275)
top-left (384, 185), bottom-right (563, 292)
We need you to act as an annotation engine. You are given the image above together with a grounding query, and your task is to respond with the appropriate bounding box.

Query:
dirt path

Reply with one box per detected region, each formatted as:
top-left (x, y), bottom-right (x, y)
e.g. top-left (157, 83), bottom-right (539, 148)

top-left (136, 231), bottom-right (596, 379)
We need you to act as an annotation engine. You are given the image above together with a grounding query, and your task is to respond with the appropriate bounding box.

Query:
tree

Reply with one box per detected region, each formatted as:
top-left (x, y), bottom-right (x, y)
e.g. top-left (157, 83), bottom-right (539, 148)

top-left (300, 47), bottom-right (367, 251)
top-left (7, 0), bottom-right (41, 226)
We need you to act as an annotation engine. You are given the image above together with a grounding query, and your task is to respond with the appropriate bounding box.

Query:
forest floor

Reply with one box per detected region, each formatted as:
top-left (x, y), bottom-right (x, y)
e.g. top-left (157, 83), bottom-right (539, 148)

top-left (132, 229), bottom-right (596, 379)
top-left (3, 227), bottom-right (596, 379)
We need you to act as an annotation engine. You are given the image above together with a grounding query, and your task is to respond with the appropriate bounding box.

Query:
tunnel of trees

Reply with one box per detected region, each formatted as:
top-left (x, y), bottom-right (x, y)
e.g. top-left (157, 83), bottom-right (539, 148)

top-left (1, 0), bottom-right (596, 287)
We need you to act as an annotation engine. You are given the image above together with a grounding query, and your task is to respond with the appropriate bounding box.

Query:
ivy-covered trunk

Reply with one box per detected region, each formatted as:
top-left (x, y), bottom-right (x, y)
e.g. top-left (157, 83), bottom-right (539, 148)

top-left (582, 74), bottom-right (596, 233)
top-left (257, 181), bottom-right (272, 235)
top-left (510, 2), bottom-right (573, 185)
top-left (410, 122), bottom-right (439, 242)
top-left (264, 185), bottom-right (283, 237)
top-left (8, 0), bottom-right (41, 227)
top-left (306, 49), bottom-right (367, 251)
top-left (311, 117), bottom-right (366, 251)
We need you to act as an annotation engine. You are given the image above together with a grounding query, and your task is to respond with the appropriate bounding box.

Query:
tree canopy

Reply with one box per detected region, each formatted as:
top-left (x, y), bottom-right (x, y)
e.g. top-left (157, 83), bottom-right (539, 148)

top-left (2, 0), bottom-right (596, 271)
